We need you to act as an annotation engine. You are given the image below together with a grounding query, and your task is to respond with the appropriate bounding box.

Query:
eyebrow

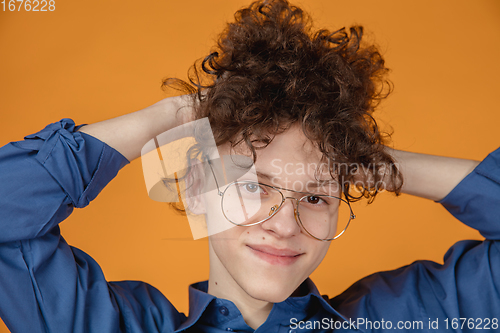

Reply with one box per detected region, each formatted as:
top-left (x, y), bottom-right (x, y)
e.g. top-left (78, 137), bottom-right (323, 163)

top-left (254, 171), bottom-right (338, 189)
top-left (255, 171), bottom-right (274, 181)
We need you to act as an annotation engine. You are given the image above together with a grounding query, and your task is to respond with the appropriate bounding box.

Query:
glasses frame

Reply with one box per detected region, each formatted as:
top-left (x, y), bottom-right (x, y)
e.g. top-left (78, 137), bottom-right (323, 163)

top-left (206, 159), bottom-right (355, 241)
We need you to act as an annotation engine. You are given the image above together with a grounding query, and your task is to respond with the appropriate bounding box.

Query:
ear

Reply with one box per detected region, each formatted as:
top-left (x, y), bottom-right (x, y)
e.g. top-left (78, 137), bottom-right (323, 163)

top-left (184, 159), bottom-right (207, 215)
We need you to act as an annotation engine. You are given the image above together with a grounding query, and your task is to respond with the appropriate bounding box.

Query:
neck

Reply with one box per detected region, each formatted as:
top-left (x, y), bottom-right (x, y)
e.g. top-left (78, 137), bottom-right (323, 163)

top-left (207, 246), bottom-right (273, 329)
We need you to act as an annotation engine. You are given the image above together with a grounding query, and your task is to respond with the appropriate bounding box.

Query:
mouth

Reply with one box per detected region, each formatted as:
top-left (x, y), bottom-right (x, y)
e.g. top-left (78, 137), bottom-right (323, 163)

top-left (246, 244), bottom-right (304, 266)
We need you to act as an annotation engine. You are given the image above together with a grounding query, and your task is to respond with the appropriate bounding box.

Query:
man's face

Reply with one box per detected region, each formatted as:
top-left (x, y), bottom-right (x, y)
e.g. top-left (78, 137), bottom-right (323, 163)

top-left (202, 125), bottom-right (337, 303)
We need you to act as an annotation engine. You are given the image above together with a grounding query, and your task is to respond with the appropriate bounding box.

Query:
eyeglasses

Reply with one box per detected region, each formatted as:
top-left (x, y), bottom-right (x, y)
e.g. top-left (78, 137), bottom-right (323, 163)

top-left (206, 160), bottom-right (355, 241)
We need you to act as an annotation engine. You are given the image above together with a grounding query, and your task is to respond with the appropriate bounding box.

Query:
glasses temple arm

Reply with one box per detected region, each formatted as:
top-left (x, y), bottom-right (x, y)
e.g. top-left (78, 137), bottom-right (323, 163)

top-left (206, 157), bottom-right (224, 196)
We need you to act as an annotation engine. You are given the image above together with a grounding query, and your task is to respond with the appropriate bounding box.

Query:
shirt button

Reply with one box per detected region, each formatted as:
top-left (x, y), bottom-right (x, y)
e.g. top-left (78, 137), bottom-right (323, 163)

top-left (219, 306), bottom-right (229, 316)
top-left (226, 328), bottom-right (233, 331)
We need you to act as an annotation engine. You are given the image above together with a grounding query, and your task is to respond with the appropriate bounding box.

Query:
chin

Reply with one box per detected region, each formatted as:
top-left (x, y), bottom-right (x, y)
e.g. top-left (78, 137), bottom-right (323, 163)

top-left (246, 286), bottom-right (291, 303)
top-left (240, 275), bottom-right (303, 303)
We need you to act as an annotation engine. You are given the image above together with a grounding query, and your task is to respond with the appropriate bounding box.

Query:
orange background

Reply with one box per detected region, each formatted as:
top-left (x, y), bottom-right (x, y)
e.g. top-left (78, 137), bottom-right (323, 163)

top-left (1, 0), bottom-right (499, 331)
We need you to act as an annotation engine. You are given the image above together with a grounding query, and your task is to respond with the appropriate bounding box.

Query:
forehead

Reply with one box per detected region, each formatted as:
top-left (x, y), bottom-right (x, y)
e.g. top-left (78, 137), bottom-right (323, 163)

top-left (217, 125), bottom-right (336, 187)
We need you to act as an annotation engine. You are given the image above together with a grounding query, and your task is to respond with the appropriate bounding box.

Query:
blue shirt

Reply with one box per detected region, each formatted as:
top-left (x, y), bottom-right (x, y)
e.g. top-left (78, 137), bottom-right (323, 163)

top-left (0, 119), bottom-right (499, 333)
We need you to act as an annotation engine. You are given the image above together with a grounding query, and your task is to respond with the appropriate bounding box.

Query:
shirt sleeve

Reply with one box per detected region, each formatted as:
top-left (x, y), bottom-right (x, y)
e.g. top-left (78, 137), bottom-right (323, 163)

top-left (438, 146), bottom-right (500, 240)
top-left (0, 120), bottom-right (182, 333)
top-left (331, 148), bottom-right (500, 332)
top-left (0, 118), bottom-right (129, 243)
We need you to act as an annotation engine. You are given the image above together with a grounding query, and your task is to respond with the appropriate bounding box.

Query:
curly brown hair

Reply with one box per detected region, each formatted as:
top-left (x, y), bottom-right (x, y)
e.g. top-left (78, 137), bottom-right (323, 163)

top-left (163, 0), bottom-right (402, 203)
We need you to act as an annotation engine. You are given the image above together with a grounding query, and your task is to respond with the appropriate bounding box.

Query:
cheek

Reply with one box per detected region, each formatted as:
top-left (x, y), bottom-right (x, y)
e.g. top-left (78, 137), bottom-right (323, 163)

top-left (210, 226), bottom-right (246, 257)
top-left (304, 241), bottom-right (331, 274)
top-left (203, 191), bottom-right (237, 236)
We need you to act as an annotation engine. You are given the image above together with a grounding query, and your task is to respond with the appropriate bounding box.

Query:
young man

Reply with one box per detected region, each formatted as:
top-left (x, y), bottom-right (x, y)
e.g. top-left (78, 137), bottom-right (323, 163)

top-left (0, 1), bottom-right (498, 332)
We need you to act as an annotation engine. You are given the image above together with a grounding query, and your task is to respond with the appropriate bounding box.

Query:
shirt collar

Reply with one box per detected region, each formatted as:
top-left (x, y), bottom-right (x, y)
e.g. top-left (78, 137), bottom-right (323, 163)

top-left (272, 278), bottom-right (350, 327)
top-left (176, 279), bottom-right (353, 332)
top-left (175, 281), bottom-right (214, 332)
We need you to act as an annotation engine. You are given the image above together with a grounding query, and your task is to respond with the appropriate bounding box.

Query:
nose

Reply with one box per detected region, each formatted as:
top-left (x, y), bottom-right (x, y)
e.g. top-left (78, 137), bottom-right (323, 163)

top-left (260, 197), bottom-right (301, 238)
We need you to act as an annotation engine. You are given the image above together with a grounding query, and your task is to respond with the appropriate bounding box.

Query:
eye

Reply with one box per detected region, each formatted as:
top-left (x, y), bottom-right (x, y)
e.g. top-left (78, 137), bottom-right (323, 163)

top-left (304, 195), bottom-right (326, 205)
top-left (237, 182), bottom-right (267, 195)
top-left (245, 183), bottom-right (260, 193)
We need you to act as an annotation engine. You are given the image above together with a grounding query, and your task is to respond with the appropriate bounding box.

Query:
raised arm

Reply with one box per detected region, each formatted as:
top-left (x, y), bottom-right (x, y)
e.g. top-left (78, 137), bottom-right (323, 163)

top-left (387, 147), bottom-right (480, 201)
top-left (386, 147), bottom-right (500, 239)
top-left (79, 94), bottom-right (193, 161)
top-left (0, 95), bottom-right (192, 244)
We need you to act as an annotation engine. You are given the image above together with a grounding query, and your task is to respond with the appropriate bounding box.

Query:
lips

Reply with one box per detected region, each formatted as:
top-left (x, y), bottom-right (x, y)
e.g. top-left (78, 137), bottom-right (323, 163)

top-left (247, 244), bottom-right (304, 266)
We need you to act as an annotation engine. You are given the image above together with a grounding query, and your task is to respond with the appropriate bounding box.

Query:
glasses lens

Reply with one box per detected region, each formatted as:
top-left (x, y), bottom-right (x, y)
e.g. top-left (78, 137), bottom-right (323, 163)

top-left (222, 182), bottom-right (283, 225)
top-left (297, 195), bottom-right (351, 240)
